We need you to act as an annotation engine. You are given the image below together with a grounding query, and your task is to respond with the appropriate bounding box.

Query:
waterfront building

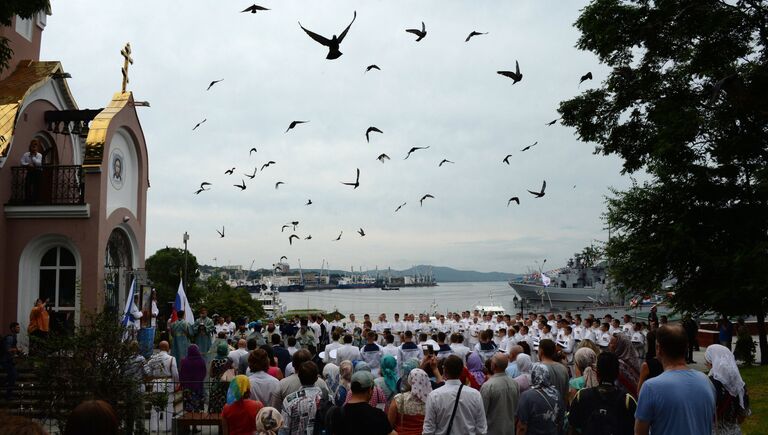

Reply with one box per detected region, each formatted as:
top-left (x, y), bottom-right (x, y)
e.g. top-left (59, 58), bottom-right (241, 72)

top-left (0, 10), bottom-right (149, 340)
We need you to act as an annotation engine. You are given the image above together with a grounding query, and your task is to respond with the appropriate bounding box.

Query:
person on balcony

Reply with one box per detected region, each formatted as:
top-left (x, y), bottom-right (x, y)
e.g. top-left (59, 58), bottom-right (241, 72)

top-left (20, 139), bottom-right (43, 203)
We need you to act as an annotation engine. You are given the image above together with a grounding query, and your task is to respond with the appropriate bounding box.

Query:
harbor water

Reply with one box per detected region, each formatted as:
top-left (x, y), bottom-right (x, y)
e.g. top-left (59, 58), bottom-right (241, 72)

top-left (278, 281), bottom-right (516, 315)
top-left (271, 281), bottom-right (675, 320)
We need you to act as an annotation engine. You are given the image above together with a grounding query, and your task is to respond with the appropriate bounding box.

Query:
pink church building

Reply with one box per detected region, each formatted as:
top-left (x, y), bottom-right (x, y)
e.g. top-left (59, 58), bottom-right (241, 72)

top-left (0, 10), bottom-right (149, 339)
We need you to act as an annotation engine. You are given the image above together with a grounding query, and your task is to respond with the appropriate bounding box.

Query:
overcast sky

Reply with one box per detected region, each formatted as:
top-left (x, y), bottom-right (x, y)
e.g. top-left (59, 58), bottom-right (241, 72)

top-left (41, 1), bottom-right (632, 273)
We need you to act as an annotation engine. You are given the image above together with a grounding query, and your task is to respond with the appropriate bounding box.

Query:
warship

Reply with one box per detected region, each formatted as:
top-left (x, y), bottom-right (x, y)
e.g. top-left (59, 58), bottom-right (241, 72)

top-left (509, 254), bottom-right (613, 306)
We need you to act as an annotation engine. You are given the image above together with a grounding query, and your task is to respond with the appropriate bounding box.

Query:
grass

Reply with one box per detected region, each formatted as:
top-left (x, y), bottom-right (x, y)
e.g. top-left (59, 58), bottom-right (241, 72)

top-left (741, 365), bottom-right (768, 435)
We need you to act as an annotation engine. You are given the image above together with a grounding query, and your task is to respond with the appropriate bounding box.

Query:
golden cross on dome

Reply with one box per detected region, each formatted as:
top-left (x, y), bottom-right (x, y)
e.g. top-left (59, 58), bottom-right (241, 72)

top-left (120, 42), bottom-right (133, 93)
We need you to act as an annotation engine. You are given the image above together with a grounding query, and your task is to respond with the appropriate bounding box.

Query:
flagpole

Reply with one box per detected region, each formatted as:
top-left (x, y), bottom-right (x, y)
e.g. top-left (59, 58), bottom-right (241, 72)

top-left (183, 232), bottom-right (189, 291)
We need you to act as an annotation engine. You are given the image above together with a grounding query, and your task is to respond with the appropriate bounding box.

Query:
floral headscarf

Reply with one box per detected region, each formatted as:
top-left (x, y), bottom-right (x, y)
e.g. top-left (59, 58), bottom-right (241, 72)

top-left (613, 334), bottom-right (640, 372)
top-left (380, 355), bottom-right (398, 394)
top-left (323, 363), bottom-right (340, 394)
top-left (530, 363), bottom-right (559, 404)
top-left (408, 368), bottom-right (432, 403)
top-left (466, 352), bottom-right (487, 386)
top-left (399, 358), bottom-right (421, 392)
top-left (226, 375), bottom-right (250, 405)
top-left (706, 344), bottom-right (746, 408)
top-left (255, 406), bottom-right (284, 435)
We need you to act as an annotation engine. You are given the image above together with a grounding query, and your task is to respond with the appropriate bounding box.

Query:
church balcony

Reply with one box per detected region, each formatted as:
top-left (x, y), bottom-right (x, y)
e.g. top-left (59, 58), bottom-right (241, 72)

top-left (4, 165), bottom-right (90, 218)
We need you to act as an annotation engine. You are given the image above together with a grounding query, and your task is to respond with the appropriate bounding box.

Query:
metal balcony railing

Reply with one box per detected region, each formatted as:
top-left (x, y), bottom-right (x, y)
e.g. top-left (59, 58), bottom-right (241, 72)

top-left (7, 165), bottom-right (85, 205)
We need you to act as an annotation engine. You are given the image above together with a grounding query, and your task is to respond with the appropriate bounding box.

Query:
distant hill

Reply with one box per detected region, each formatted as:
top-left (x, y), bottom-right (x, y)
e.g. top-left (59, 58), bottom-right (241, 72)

top-left (202, 264), bottom-right (521, 283)
top-left (393, 265), bottom-right (519, 282)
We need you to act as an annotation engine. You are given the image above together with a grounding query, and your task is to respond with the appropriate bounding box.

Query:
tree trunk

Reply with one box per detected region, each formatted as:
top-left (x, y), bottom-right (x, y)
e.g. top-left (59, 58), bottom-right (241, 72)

top-left (758, 308), bottom-right (768, 365)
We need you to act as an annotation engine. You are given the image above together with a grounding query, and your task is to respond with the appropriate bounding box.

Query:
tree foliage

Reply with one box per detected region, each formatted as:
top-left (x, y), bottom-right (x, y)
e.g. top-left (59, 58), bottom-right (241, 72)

top-left (0, 0), bottom-right (49, 73)
top-left (196, 276), bottom-right (265, 321)
top-left (32, 311), bottom-right (146, 433)
top-left (559, 0), bottom-right (768, 362)
top-left (145, 247), bottom-right (201, 307)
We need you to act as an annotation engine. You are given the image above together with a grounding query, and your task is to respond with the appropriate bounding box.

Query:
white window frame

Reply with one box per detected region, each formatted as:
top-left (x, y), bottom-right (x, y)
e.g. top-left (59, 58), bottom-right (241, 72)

top-left (36, 11), bottom-right (47, 30)
top-left (15, 15), bottom-right (34, 42)
top-left (39, 246), bottom-right (77, 313)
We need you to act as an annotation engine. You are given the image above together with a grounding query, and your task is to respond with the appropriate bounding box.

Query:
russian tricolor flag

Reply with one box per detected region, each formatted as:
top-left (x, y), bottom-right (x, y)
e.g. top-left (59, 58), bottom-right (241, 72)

top-left (170, 281), bottom-right (195, 324)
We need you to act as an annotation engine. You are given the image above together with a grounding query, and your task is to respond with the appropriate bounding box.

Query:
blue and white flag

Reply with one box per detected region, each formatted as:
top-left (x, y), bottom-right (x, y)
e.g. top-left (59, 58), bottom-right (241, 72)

top-left (121, 278), bottom-right (137, 327)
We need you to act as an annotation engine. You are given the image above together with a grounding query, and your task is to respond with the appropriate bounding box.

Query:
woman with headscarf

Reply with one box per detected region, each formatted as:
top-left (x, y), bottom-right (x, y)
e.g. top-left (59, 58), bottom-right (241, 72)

top-left (568, 347), bottom-right (599, 403)
top-left (336, 360), bottom-right (354, 405)
top-left (397, 357), bottom-right (421, 393)
top-left (323, 363), bottom-right (340, 398)
top-left (179, 344), bottom-right (207, 413)
top-left (208, 341), bottom-right (233, 413)
top-left (387, 368), bottom-right (432, 435)
top-left (464, 352), bottom-right (487, 389)
top-left (513, 353), bottom-right (533, 393)
top-left (222, 375), bottom-right (264, 435)
top-left (374, 355), bottom-right (399, 404)
top-left (517, 363), bottom-right (566, 435)
top-left (609, 334), bottom-right (640, 398)
top-left (705, 344), bottom-right (751, 435)
top-left (255, 406), bottom-right (284, 435)
top-left (344, 361), bottom-right (388, 409)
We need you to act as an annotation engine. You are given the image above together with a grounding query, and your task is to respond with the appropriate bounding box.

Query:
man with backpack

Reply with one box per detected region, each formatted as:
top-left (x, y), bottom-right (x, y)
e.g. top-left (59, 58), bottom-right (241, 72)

top-left (328, 371), bottom-right (395, 435)
top-left (281, 361), bottom-right (328, 435)
top-left (568, 352), bottom-right (636, 435)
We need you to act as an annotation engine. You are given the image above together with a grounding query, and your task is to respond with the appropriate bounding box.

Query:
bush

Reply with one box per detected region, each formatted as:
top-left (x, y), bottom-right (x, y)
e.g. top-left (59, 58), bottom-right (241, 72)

top-left (32, 311), bottom-right (147, 434)
top-left (734, 327), bottom-right (757, 366)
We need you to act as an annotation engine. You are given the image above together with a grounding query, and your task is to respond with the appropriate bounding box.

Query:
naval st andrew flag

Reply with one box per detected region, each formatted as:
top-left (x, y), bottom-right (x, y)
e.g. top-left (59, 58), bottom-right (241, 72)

top-left (121, 278), bottom-right (138, 327)
top-left (171, 281), bottom-right (195, 324)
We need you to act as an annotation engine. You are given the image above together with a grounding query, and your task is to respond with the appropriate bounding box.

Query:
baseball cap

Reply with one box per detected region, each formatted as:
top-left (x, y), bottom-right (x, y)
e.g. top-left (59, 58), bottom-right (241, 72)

top-left (351, 371), bottom-right (374, 392)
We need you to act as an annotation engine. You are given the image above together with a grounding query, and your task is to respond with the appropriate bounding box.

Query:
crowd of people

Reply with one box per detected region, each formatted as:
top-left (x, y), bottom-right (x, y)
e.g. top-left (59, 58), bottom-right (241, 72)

top-left (0, 307), bottom-right (754, 434)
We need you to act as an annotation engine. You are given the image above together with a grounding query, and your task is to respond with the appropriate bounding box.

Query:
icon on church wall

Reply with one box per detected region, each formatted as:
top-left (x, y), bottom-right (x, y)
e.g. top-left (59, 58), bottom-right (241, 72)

top-left (109, 149), bottom-right (125, 190)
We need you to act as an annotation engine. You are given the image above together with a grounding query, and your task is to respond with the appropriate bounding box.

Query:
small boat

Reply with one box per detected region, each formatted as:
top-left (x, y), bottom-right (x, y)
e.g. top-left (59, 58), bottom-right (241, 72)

top-left (381, 285), bottom-right (400, 291)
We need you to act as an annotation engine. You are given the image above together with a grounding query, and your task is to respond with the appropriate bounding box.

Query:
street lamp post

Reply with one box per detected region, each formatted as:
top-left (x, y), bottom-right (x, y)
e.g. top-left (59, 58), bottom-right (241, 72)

top-left (183, 232), bottom-right (189, 289)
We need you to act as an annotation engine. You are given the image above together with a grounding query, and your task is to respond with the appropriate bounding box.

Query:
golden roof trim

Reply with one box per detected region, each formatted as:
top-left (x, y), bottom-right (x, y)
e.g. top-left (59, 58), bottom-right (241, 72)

top-left (0, 61), bottom-right (68, 158)
top-left (83, 91), bottom-right (133, 165)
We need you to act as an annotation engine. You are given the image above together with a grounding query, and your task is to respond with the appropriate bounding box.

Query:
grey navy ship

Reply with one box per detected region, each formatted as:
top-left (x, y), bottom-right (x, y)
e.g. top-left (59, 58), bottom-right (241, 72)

top-left (509, 254), bottom-right (612, 306)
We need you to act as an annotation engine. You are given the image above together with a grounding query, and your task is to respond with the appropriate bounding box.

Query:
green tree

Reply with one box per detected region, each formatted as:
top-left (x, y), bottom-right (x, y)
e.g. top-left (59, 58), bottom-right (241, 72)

top-left (145, 247), bottom-right (201, 308)
top-left (196, 276), bottom-right (265, 321)
top-left (0, 1), bottom-right (50, 73)
top-left (559, 1), bottom-right (768, 363)
top-left (33, 311), bottom-right (146, 434)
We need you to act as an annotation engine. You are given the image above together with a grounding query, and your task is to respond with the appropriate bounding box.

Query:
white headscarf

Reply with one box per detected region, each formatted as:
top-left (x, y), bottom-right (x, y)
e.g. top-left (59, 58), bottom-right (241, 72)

top-left (705, 344), bottom-right (746, 408)
top-left (408, 368), bottom-right (432, 403)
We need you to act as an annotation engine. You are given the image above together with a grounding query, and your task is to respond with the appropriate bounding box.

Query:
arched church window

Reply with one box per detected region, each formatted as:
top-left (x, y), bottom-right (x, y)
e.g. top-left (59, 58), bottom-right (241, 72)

top-left (104, 229), bottom-right (133, 312)
top-left (34, 132), bottom-right (58, 165)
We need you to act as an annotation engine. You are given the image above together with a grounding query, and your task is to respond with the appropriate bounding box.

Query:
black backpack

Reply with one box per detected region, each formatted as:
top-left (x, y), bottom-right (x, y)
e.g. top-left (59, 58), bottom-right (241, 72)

top-left (313, 388), bottom-right (334, 435)
top-left (581, 386), bottom-right (631, 435)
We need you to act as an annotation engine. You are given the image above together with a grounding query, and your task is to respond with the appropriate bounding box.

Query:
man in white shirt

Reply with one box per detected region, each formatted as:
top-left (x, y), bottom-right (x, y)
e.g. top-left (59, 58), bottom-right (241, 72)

top-left (308, 316), bottom-right (322, 346)
top-left (381, 333), bottom-right (399, 360)
top-left (449, 333), bottom-right (471, 362)
top-left (346, 314), bottom-right (360, 334)
top-left (335, 334), bottom-right (361, 364)
top-left (228, 339), bottom-right (249, 372)
top-left (324, 331), bottom-right (343, 364)
top-left (224, 316), bottom-right (237, 338)
top-left (423, 355), bottom-right (487, 435)
top-left (390, 313), bottom-right (404, 344)
top-left (329, 314), bottom-right (344, 336)
top-left (622, 314), bottom-right (634, 333)
top-left (145, 341), bottom-right (179, 433)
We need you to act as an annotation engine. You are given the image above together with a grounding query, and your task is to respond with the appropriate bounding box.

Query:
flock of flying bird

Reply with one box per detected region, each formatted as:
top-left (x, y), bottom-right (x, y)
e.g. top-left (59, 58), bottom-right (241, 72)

top-left (191, 5), bottom-right (595, 246)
